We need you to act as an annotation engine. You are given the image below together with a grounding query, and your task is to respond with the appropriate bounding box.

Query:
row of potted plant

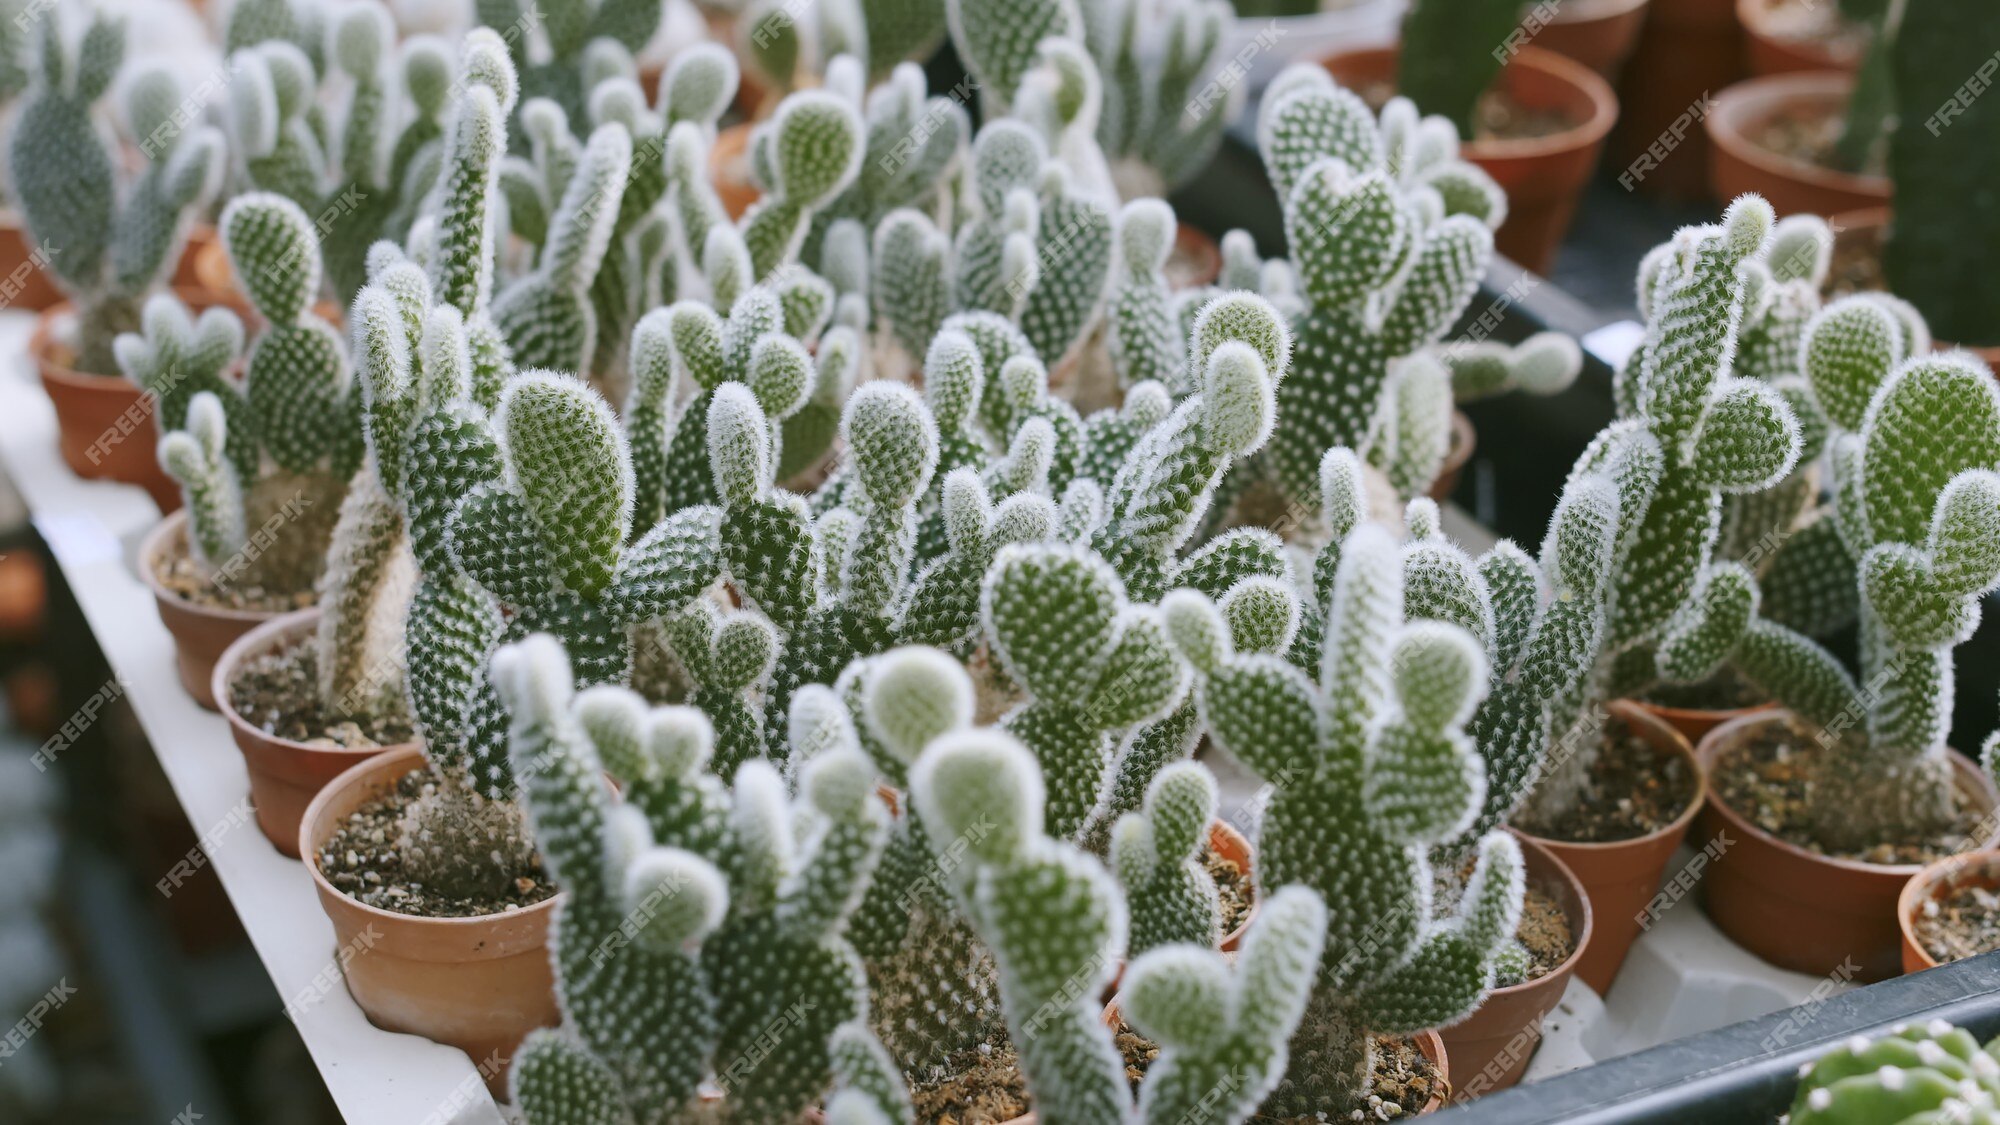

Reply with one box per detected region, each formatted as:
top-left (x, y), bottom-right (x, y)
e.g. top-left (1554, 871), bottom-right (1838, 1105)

top-left (9, 0), bottom-right (2000, 1120)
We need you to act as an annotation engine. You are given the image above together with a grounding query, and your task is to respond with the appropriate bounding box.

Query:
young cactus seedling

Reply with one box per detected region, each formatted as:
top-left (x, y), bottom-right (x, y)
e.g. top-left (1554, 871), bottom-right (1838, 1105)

top-left (1788, 1020), bottom-right (2000, 1125)
top-left (9, 14), bottom-right (224, 374)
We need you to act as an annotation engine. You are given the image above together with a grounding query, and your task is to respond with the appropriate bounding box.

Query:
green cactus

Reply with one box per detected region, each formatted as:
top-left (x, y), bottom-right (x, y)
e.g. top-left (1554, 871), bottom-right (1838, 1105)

top-left (946, 0), bottom-right (1083, 117)
top-left (8, 13), bottom-right (224, 374)
top-left (1167, 522), bottom-right (1524, 1114)
top-left (1111, 761), bottom-right (1221, 956)
top-left (497, 632), bottom-right (897, 1125)
top-left (1254, 69), bottom-right (1515, 506)
top-left (1397, 0), bottom-right (1529, 140)
top-left (1086, 0), bottom-right (1234, 197)
top-left (494, 118), bottom-right (635, 373)
top-left (1789, 1021), bottom-right (2000, 1125)
top-left (474, 0), bottom-right (668, 140)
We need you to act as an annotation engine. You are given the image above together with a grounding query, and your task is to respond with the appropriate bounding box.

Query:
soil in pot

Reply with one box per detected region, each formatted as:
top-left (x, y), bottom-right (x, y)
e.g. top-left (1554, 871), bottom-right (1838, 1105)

top-left (228, 639), bottom-right (415, 750)
top-left (910, 1030), bottom-right (1030, 1125)
top-left (1112, 1014), bottom-right (1445, 1122)
top-left (1348, 79), bottom-right (1582, 145)
top-left (1913, 883), bottom-right (2000, 967)
top-left (151, 517), bottom-right (322, 615)
top-left (1741, 0), bottom-right (1869, 74)
top-left (1207, 841), bottom-right (1253, 939)
top-left (1638, 665), bottom-right (1768, 713)
top-left (1746, 100), bottom-right (1882, 179)
top-left (1709, 724), bottom-right (1988, 866)
top-left (316, 768), bottom-right (553, 919)
top-left (1513, 716), bottom-right (1699, 844)
top-left (1510, 883), bottom-right (1578, 983)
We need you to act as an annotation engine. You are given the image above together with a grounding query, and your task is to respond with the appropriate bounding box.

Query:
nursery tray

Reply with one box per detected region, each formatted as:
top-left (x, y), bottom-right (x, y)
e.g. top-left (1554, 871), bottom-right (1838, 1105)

top-left (0, 312), bottom-right (507, 1125)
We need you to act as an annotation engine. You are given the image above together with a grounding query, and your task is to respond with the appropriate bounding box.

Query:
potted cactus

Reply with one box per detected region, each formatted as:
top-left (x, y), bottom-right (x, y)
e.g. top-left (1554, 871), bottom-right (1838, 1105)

top-left (1683, 291), bottom-right (2000, 979)
top-left (10, 11), bottom-right (225, 506)
top-left (1315, 0), bottom-right (1619, 273)
top-left (1787, 1020), bottom-right (2000, 1122)
top-left (136, 194), bottom-right (358, 710)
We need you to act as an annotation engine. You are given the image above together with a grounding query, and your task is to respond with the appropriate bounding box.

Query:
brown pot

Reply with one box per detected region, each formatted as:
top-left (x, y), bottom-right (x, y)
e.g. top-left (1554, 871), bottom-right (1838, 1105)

top-left (1169, 223), bottom-right (1222, 290)
top-left (1738, 0), bottom-right (1866, 77)
top-left (1608, 0), bottom-right (1746, 202)
top-left (191, 233), bottom-right (233, 295)
top-left (1519, 700), bottom-right (1704, 995)
top-left (710, 122), bottom-right (761, 221)
top-left (214, 608), bottom-right (408, 857)
top-left (140, 511), bottom-right (295, 710)
top-left (1694, 711), bottom-right (2000, 981)
top-left (1826, 208), bottom-right (2000, 366)
top-left (33, 287), bottom-right (254, 512)
top-left (175, 223), bottom-right (218, 293)
top-left (998, 1019), bottom-right (1447, 1123)
top-left (1628, 697), bottom-right (1778, 746)
top-left (1427, 410), bottom-right (1478, 504)
top-left (0, 210), bottom-right (67, 312)
top-left (1536, 0), bottom-right (1651, 82)
top-left (1211, 818), bottom-right (1257, 952)
top-left (1438, 831), bottom-right (1591, 1100)
top-left (301, 745), bottom-right (560, 1099)
top-left (1706, 72), bottom-right (1890, 219)
top-left (1899, 849), bottom-right (2000, 974)
top-left (1316, 46), bottom-right (1617, 276)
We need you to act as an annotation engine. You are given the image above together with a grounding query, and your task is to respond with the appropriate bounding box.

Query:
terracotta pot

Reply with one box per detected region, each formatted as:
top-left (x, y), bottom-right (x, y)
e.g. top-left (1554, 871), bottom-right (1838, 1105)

top-left (1438, 831), bottom-right (1591, 1100)
top-left (1169, 223), bottom-right (1222, 290)
top-left (1706, 72), bottom-right (1890, 219)
top-left (1536, 0), bottom-right (1650, 81)
top-left (1608, 0), bottom-right (1746, 201)
top-left (1211, 818), bottom-right (1257, 952)
top-left (1738, 0), bottom-right (1866, 76)
top-left (1427, 410), bottom-right (1477, 504)
top-left (710, 122), bottom-right (761, 221)
top-left (1899, 849), bottom-right (2000, 974)
top-left (1519, 700), bottom-right (1704, 995)
top-left (191, 234), bottom-right (233, 295)
top-left (1825, 208), bottom-right (2000, 366)
top-left (1317, 46), bottom-right (1617, 276)
top-left (1628, 696), bottom-right (1778, 746)
top-left (1694, 711), bottom-right (2000, 981)
top-left (33, 287), bottom-right (253, 512)
top-left (214, 608), bottom-right (408, 857)
top-left (140, 511), bottom-right (295, 710)
top-left (301, 745), bottom-right (560, 1098)
top-left (0, 210), bottom-right (66, 312)
top-left (998, 1020), bottom-right (1447, 1123)
top-left (175, 223), bottom-right (218, 293)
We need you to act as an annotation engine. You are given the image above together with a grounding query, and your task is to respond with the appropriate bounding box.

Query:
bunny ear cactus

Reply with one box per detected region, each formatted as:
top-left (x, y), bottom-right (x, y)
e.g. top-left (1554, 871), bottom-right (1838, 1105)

top-left (9, 16), bottom-right (223, 374)
top-left (1166, 524), bottom-right (1525, 1115)
top-left (498, 633), bottom-right (894, 1125)
top-left (658, 599), bottom-right (780, 779)
top-left (1397, 0), bottom-right (1529, 139)
top-left (738, 92), bottom-right (864, 281)
top-left (228, 42), bottom-right (326, 210)
top-left (495, 121), bottom-right (635, 373)
top-left (1789, 1021), bottom-right (2000, 1125)
top-left (1254, 67), bottom-right (1504, 507)
top-left (1111, 760), bottom-right (1221, 956)
top-left (476, 0), bottom-right (667, 137)
top-left (946, 0), bottom-right (1084, 117)
top-left (117, 295), bottom-right (252, 473)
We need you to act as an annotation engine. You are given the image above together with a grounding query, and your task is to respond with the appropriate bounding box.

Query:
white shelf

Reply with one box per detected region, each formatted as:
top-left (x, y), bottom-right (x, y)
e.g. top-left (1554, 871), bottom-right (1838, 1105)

top-left (0, 312), bottom-right (506, 1125)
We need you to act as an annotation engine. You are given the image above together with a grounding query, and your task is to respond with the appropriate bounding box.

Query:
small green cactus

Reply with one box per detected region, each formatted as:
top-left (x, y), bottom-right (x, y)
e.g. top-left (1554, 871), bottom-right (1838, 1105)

top-left (1112, 761), bottom-right (1222, 956)
top-left (8, 13), bottom-right (224, 374)
top-left (1397, 0), bottom-right (1530, 140)
top-left (1087, 0), bottom-right (1234, 198)
top-left (1790, 1021), bottom-right (2000, 1125)
top-left (497, 632), bottom-right (898, 1125)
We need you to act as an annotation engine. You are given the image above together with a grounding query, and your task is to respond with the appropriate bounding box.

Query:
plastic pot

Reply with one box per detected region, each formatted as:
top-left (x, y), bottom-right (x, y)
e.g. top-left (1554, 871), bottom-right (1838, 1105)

top-left (1518, 700), bottom-right (1704, 995)
top-left (1694, 710), bottom-right (2000, 981)
top-left (1706, 72), bottom-right (1890, 218)
top-left (1439, 831), bottom-right (1591, 1100)
top-left (141, 510), bottom-right (294, 711)
top-left (301, 745), bottom-right (560, 1099)
top-left (1899, 850), bottom-right (2000, 974)
top-left (1628, 696), bottom-right (1778, 746)
top-left (1607, 0), bottom-right (1746, 202)
top-left (1738, 0), bottom-right (1867, 76)
top-left (1536, 0), bottom-right (1650, 82)
top-left (1825, 207), bottom-right (2000, 366)
top-left (214, 607), bottom-right (410, 857)
top-left (1316, 45), bottom-right (1617, 276)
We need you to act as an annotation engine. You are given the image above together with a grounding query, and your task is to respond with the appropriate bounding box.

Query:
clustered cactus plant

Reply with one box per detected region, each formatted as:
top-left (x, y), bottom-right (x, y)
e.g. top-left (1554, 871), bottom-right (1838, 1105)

top-left (8, 11), bottom-right (224, 373)
top-left (1789, 1020), bottom-right (2000, 1125)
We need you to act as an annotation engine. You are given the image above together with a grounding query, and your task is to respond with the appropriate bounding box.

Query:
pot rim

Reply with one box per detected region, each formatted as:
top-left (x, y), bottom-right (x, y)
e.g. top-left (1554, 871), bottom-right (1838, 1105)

top-left (1211, 818), bottom-right (1259, 951)
top-left (1514, 698), bottom-right (1708, 857)
top-left (1735, 0), bottom-right (1864, 61)
top-left (140, 509), bottom-right (289, 625)
top-left (1897, 848), bottom-right (2000, 973)
top-left (1627, 695), bottom-right (1779, 728)
top-left (1487, 828), bottom-right (1595, 998)
top-left (1550, 0), bottom-right (1650, 23)
top-left (1696, 708), bottom-right (2000, 878)
top-left (1706, 71), bottom-right (1891, 195)
top-left (211, 605), bottom-right (420, 762)
top-left (298, 741), bottom-right (565, 930)
top-left (1317, 44), bottom-right (1620, 162)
